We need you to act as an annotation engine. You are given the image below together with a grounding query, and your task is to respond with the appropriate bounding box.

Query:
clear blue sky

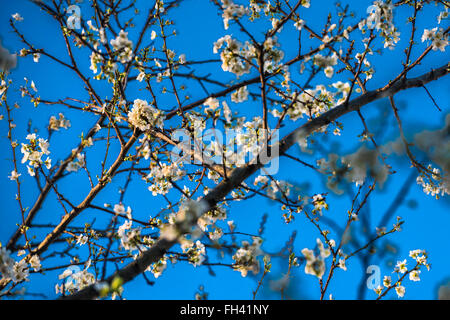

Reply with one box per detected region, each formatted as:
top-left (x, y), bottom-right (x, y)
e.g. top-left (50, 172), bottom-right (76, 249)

top-left (0, 0), bottom-right (449, 299)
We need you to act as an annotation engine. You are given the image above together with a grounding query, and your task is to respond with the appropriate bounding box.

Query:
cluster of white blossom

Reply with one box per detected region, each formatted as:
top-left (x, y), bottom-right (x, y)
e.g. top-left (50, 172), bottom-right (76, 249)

top-left (146, 162), bottom-right (185, 196)
top-left (213, 34), bottom-right (284, 77)
top-left (375, 249), bottom-right (429, 298)
top-left (117, 220), bottom-right (143, 252)
top-left (66, 152), bottom-right (86, 173)
top-left (224, 105), bottom-right (236, 125)
top-left (221, 0), bottom-right (249, 30)
top-left (180, 239), bottom-right (206, 267)
top-left (300, 0), bottom-right (311, 9)
top-left (301, 238), bottom-right (331, 279)
top-left (266, 179), bottom-right (292, 200)
top-left (138, 136), bottom-right (152, 160)
top-left (231, 86), bottom-right (249, 103)
top-left (110, 30), bottom-right (134, 63)
top-left (21, 133), bottom-right (51, 176)
top-left (262, 37), bottom-right (285, 72)
top-left (0, 247), bottom-right (41, 284)
top-left (213, 35), bottom-right (254, 76)
top-left (253, 176), bottom-right (294, 204)
top-left (197, 202), bottom-right (226, 227)
top-left (408, 249), bottom-right (429, 269)
top-left (192, 115), bottom-right (271, 168)
top-left (437, 7), bottom-right (449, 24)
top-left (234, 117), bottom-right (267, 159)
top-left (207, 168), bottom-right (221, 183)
top-left (197, 204), bottom-right (227, 241)
top-left (89, 51), bottom-right (102, 74)
top-left (272, 82), bottom-right (350, 121)
top-left (160, 200), bottom-right (208, 241)
top-left (248, 0), bottom-right (261, 16)
top-left (90, 50), bottom-right (117, 81)
top-left (294, 18), bottom-right (305, 31)
top-left (311, 194), bottom-right (328, 215)
top-left (84, 19), bottom-right (117, 80)
top-left (361, 0), bottom-right (400, 49)
top-left (9, 170), bottom-right (21, 181)
top-left (248, 0), bottom-right (309, 20)
top-left (76, 234), bottom-right (88, 246)
top-left (230, 184), bottom-right (250, 201)
top-left (48, 113), bottom-right (71, 131)
top-left (421, 27), bottom-right (448, 52)
top-left (203, 97), bottom-right (220, 115)
top-left (232, 237), bottom-right (263, 277)
top-left (380, 115), bottom-right (449, 198)
top-left (355, 50), bottom-right (375, 81)
top-left (313, 53), bottom-right (338, 78)
top-left (332, 81), bottom-right (351, 104)
top-left (186, 113), bottom-right (207, 137)
top-left (114, 204), bottom-right (147, 252)
top-left (253, 175), bottom-right (269, 186)
top-left (31, 52), bottom-right (40, 63)
top-left (128, 99), bottom-right (165, 131)
top-left (416, 165), bottom-right (448, 199)
top-left (148, 256), bottom-right (168, 279)
top-left (86, 20), bottom-right (107, 46)
top-left (81, 136), bottom-right (94, 148)
top-left (12, 13), bottom-right (23, 22)
top-left (114, 203), bottom-right (132, 217)
top-left (56, 262), bottom-right (95, 295)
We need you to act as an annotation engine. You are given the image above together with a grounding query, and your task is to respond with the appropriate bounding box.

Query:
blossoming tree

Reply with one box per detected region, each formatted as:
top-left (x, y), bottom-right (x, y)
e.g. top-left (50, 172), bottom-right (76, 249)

top-left (0, 0), bottom-right (449, 300)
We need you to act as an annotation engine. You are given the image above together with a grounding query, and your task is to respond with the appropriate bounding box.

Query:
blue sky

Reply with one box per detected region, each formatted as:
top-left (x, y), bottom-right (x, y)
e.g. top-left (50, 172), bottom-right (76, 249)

top-left (0, 0), bottom-right (449, 300)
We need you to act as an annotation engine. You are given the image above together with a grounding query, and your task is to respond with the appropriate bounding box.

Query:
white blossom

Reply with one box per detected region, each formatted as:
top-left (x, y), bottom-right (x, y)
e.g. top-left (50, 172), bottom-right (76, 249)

top-left (409, 270), bottom-right (421, 282)
top-left (395, 259), bottom-right (407, 274)
top-left (8, 170), bottom-right (21, 180)
top-left (383, 275), bottom-right (391, 287)
top-left (294, 19), bottom-right (305, 31)
top-left (301, 248), bottom-right (326, 279)
top-left (21, 134), bottom-right (51, 174)
top-left (29, 255), bottom-right (41, 272)
top-left (128, 99), bottom-right (165, 131)
top-left (110, 30), bottom-right (134, 63)
top-left (147, 162), bottom-right (185, 196)
top-left (221, 0), bottom-right (249, 30)
top-left (12, 13), bottom-right (23, 21)
top-left (421, 27), bottom-right (448, 52)
top-left (49, 113), bottom-right (71, 131)
top-left (395, 284), bottom-right (405, 298)
top-left (149, 257), bottom-right (167, 278)
top-left (231, 86), bottom-right (248, 103)
top-left (232, 237), bottom-right (263, 277)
